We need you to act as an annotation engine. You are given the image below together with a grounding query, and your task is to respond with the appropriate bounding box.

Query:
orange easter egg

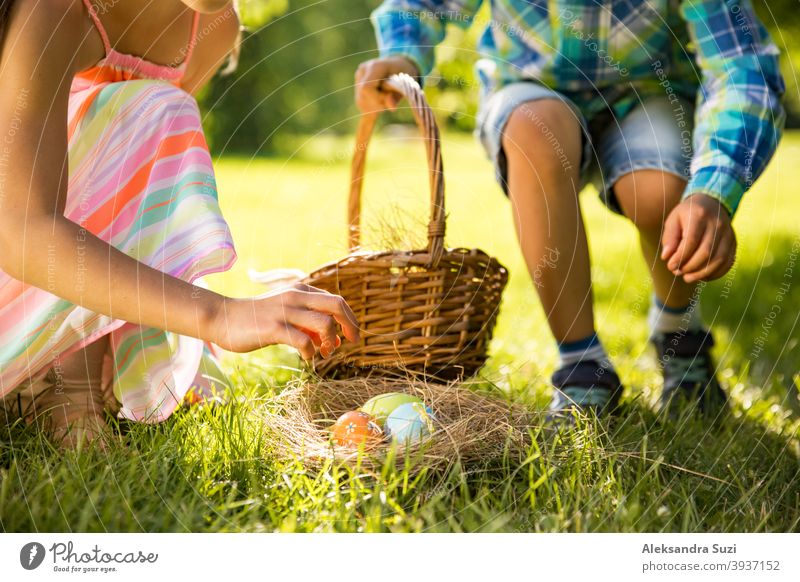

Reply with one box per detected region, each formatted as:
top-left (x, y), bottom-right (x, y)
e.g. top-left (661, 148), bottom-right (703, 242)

top-left (331, 410), bottom-right (383, 449)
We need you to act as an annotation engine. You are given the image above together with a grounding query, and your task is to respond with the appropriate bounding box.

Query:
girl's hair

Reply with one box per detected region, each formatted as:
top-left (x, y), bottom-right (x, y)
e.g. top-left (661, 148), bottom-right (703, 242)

top-left (0, 0), bottom-right (15, 50)
top-left (221, 0), bottom-right (242, 76)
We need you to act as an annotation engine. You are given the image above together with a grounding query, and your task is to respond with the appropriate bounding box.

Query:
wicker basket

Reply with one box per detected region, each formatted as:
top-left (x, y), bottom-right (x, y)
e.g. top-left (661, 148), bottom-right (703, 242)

top-left (304, 74), bottom-right (508, 380)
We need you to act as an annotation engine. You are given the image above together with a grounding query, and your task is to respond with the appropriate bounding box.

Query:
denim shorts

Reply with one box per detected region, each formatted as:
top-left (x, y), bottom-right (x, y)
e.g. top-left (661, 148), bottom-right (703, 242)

top-left (475, 82), bottom-right (695, 213)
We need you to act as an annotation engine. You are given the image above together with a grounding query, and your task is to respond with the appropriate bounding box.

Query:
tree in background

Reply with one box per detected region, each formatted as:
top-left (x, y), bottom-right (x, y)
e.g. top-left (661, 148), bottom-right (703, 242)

top-left (754, 0), bottom-right (800, 126)
top-left (200, 0), bottom-right (376, 154)
top-left (200, 0), bottom-right (799, 155)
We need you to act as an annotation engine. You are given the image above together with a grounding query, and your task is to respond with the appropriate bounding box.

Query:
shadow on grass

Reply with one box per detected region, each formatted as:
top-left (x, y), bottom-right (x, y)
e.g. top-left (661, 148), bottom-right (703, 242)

top-left (1, 389), bottom-right (798, 532)
top-left (1, 321), bottom-right (798, 533)
top-left (701, 232), bottom-right (800, 411)
top-left (603, 400), bottom-right (800, 531)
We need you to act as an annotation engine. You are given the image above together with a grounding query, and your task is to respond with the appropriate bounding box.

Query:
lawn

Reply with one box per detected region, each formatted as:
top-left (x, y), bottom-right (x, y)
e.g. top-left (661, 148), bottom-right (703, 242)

top-left (1, 129), bottom-right (799, 532)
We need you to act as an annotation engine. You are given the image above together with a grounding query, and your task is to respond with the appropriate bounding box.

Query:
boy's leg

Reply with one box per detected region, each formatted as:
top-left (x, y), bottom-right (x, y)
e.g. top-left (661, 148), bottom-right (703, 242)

top-left (595, 96), bottom-right (726, 415)
top-left (595, 97), bottom-right (706, 336)
top-left (613, 170), bottom-right (726, 414)
top-left (502, 99), bottom-right (593, 344)
top-left (613, 170), bottom-right (698, 310)
top-left (500, 98), bottom-right (622, 418)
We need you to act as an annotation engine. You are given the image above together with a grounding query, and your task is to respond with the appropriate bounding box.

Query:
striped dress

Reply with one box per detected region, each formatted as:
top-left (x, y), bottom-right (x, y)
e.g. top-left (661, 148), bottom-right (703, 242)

top-left (0, 4), bottom-right (236, 422)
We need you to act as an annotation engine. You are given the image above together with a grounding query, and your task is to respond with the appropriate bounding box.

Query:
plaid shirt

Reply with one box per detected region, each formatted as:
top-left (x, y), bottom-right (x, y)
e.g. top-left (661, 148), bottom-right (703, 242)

top-left (372, 0), bottom-right (785, 214)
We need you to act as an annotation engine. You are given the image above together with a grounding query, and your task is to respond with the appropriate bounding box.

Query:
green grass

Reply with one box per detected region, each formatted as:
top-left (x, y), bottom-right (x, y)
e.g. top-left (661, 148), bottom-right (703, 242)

top-left (2, 130), bottom-right (799, 532)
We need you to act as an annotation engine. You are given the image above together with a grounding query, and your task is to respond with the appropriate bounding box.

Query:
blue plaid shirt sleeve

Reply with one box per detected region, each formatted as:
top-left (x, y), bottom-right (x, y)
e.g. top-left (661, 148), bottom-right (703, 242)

top-left (371, 0), bottom-right (484, 78)
top-left (680, 0), bottom-right (785, 214)
top-left (370, 0), bottom-right (784, 216)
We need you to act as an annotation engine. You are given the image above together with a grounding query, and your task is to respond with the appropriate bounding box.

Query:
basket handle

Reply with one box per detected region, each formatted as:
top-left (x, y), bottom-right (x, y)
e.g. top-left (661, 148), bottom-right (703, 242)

top-left (348, 73), bottom-right (445, 266)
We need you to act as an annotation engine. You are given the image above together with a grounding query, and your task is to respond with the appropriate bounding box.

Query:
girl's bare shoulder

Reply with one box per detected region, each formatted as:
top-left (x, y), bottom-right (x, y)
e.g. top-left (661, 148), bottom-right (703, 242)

top-left (2, 0), bottom-right (103, 75)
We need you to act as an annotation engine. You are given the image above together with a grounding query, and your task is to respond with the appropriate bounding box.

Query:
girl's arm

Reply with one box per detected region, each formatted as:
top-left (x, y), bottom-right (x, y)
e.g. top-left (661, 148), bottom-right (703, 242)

top-left (180, 2), bottom-right (242, 96)
top-left (0, 1), bottom-right (358, 356)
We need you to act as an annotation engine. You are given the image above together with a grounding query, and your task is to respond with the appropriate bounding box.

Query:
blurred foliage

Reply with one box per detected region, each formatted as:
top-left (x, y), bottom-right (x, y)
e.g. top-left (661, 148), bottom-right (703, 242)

top-left (199, 0), bottom-right (486, 154)
top-left (753, 0), bottom-right (800, 127)
top-left (200, 0), bottom-right (378, 155)
top-left (237, 0), bottom-right (289, 26)
top-left (200, 0), bottom-right (800, 154)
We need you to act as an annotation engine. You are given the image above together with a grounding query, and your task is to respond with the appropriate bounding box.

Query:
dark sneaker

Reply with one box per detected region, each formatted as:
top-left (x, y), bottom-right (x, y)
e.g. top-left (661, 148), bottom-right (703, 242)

top-left (547, 360), bottom-right (624, 424)
top-left (652, 329), bottom-right (727, 416)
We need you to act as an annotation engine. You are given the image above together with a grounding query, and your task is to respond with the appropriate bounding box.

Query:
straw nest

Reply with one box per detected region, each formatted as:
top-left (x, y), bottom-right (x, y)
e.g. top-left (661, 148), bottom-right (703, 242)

top-left (260, 376), bottom-right (538, 473)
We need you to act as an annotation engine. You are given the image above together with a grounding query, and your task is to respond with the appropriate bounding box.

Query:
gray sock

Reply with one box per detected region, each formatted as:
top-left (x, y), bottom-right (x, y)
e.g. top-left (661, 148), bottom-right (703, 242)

top-left (557, 333), bottom-right (612, 369)
top-left (647, 293), bottom-right (704, 339)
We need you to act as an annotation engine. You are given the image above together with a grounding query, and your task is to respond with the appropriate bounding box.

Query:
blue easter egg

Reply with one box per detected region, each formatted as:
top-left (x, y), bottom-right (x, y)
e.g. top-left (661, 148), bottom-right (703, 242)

top-left (385, 402), bottom-right (436, 445)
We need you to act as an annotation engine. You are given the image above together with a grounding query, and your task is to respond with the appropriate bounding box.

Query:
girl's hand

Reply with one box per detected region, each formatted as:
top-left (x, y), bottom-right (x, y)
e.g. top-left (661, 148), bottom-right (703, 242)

top-left (211, 284), bottom-right (360, 358)
top-left (355, 56), bottom-right (420, 113)
top-left (661, 194), bottom-right (737, 284)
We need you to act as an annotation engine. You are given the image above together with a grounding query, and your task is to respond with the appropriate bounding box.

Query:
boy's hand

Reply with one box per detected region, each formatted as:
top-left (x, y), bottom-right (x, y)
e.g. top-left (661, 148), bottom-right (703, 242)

top-left (661, 194), bottom-right (737, 284)
top-left (355, 56), bottom-right (420, 113)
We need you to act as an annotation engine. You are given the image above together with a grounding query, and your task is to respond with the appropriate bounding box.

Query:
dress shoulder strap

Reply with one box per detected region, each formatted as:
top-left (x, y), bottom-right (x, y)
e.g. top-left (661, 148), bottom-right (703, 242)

top-left (180, 11), bottom-right (201, 70)
top-left (82, 0), bottom-right (112, 56)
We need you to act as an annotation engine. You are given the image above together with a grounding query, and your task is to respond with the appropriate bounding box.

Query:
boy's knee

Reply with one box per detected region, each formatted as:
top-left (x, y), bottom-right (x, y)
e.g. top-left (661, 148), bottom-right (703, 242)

top-left (501, 99), bottom-right (582, 173)
top-left (614, 170), bottom-right (686, 235)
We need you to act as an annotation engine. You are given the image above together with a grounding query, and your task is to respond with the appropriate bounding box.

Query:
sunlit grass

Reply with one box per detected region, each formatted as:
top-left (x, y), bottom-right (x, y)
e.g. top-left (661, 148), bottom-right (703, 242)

top-left (1, 130), bottom-right (798, 532)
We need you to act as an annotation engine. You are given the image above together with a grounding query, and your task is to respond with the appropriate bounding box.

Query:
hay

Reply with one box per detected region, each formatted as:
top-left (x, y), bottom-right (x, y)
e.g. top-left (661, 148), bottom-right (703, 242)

top-left (362, 203), bottom-right (428, 252)
top-left (259, 376), bottom-right (538, 474)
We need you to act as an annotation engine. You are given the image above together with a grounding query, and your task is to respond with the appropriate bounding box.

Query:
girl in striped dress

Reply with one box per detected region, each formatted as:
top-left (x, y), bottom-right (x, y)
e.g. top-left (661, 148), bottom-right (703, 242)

top-left (0, 0), bottom-right (359, 448)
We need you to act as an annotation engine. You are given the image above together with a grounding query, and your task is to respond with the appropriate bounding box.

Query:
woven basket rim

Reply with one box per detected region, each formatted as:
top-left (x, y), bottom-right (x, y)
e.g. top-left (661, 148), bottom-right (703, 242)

top-left (302, 74), bottom-right (509, 380)
top-left (308, 246), bottom-right (509, 274)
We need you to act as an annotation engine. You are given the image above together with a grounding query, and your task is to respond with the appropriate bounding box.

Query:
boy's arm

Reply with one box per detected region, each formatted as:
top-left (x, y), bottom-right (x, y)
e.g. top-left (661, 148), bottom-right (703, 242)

top-left (356, 1), bottom-right (483, 112)
top-left (660, 0), bottom-right (784, 283)
top-left (680, 0), bottom-right (785, 215)
top-left (371, 0), bottom-right (485, 79)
